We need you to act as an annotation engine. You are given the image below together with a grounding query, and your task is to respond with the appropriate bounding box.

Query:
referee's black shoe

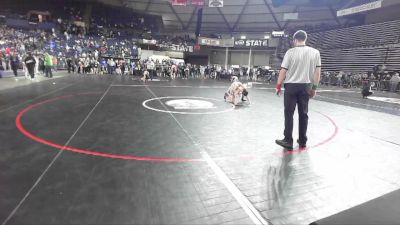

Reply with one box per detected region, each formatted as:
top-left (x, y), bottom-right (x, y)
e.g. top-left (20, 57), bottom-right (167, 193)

top-left (275, 139), bottom-right (293, 150)
top-left (297, 139), bottom-right (306, 148)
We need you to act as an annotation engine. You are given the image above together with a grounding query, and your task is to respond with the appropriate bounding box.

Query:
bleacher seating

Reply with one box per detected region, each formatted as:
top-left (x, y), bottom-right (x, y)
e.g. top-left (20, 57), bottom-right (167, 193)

top-left (320, 46), bottom-right (388, 72)
top-left (386, 44), bottom-right (400, 71)
top-left (308, 20), bottom-right (400, 49)
top-left (298, 20), bottom-right (400, 73)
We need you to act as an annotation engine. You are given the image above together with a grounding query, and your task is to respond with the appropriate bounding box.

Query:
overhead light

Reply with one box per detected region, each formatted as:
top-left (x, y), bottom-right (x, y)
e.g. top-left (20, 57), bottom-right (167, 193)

top-left (240, 35), bottom-right (246, 39)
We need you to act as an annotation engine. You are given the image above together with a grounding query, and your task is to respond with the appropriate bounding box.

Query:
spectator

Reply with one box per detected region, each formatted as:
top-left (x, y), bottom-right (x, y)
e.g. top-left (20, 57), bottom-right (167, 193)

top-left (10, 52), bottom-right (19, 77)
top-left (67, 57), bottom-right (74, 73)
top-left (44, 52), bottom-right (53, 78)
top-left (52, 56), bottom-right (58, 71)
top-left (24, 52), bottom-right (36, 79)
top-left (38, 57), bottom-right (45, 75)
top-left (390, 73), bottom-right (400, 92)
top-left (0, 57), bottom-right (3, 78)
top-left (5, 52), bottom-right (10, 71)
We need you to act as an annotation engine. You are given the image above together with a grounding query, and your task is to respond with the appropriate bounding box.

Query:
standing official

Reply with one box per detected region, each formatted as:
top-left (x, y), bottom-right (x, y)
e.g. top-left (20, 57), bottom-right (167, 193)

top-left (275, 30), bottom-right (321, 150)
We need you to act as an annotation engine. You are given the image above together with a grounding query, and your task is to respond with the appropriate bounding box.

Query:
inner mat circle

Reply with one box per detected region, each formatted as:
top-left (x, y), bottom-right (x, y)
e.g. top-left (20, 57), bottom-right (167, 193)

top-left (142, 96), bottom-right (235, 114)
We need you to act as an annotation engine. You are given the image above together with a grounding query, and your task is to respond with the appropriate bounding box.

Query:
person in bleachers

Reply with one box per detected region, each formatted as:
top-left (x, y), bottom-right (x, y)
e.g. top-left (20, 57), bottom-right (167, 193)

top-left (390, 73), bottom-right (400, 92)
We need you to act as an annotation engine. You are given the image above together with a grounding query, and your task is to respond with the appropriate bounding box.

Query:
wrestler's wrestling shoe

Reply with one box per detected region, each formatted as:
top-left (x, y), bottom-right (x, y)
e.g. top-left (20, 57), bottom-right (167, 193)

top-left (275, 139), bottom-right (293, 150)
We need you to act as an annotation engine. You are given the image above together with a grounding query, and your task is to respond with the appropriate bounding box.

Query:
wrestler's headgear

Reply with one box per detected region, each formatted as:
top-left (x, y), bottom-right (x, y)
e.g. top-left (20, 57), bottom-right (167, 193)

top-left (231, 76), bottom-right (238, 82)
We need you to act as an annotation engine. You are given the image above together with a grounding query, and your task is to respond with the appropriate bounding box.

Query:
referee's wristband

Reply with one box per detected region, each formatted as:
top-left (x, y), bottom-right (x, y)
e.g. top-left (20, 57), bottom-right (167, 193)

top-left (312, 84), bottom-right (318, 90)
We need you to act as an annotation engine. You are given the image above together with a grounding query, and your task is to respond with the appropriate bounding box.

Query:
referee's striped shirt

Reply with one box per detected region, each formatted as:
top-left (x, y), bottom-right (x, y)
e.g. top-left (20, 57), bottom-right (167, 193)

top-left (281, 45), bottom-right (321, 84)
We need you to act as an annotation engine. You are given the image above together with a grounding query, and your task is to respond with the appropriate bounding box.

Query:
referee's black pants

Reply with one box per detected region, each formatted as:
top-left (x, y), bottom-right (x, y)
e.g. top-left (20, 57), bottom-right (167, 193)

top-left (284, 83), bottom-right (310, 144)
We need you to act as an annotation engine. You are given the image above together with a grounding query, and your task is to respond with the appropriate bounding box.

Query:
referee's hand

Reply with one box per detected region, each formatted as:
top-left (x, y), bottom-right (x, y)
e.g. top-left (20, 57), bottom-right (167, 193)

top-left (275, 84), bottom-right (282, 96)
top-left (309, 90), bottom-right (316, 98)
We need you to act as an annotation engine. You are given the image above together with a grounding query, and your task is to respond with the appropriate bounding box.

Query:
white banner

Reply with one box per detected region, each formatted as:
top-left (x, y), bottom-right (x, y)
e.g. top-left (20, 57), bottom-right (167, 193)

top-left (198, 37), bottom-right (221, 46)
top-left (209, 0), bottom-right (223, 7)
top-left (234, 39), bottom-right (268, 48)
top-left (272, 30), bottom-right (285, 37)
top-left (141, 39), bottom-right (157, 45)
top-left (337, 0), bottom-right (382, 17)
top-left (220, 38), bottom-right (234, 48)
top-left (157, 43), bottom-right (194, 52)
top-left (166, 51), bottom-right (184, 59)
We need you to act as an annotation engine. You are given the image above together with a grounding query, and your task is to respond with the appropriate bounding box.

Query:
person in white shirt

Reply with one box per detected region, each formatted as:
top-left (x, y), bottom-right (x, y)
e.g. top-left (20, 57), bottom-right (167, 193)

top-left (390, 73), bottom-right (400, 92)
top-left (200, 66), bottom-right (205, 79)
top-left (170, 64), bottom-right (177, 79)
top-left (275, 30), bottom-right (321, 150)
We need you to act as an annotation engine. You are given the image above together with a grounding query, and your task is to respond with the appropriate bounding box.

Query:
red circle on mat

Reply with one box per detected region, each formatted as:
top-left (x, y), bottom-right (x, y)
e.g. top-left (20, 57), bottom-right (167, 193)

top-left (15, 93), bottom-right (338, 162)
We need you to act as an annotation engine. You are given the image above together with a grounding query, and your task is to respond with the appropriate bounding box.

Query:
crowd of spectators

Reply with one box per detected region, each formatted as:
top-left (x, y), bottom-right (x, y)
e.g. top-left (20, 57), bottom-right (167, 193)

top-left (320, 69), bottom-right (400, 92)
top-left (0, 8), bottom-right (196, 79)
top-left (0, 1), bottom-right (206, 81)
top-left (0, 0), bottom-right (203, 79)
top-left (63, 58), bottom-right (276, 82)
top-left (0, 2), bottom-right (399, 95)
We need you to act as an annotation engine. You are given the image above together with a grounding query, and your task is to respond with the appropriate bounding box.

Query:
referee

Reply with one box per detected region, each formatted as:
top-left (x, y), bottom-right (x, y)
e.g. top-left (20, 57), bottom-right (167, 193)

top-left (275, 30), bottom-right (321, 150)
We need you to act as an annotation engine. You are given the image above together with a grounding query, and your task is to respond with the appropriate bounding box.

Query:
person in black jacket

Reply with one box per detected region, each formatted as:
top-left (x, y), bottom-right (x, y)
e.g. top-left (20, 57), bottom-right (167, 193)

top-left (0, 57), bottom-right (4, 78)
top-left (67, 57), bottom-right (74, 73)
top-left (24, 52), bottom-right (36, 79)
top-left (362, 84), bottom-right (373, 98)
top-left (10, 53), bottom-right (20, 77)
